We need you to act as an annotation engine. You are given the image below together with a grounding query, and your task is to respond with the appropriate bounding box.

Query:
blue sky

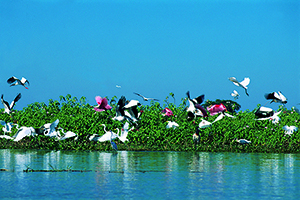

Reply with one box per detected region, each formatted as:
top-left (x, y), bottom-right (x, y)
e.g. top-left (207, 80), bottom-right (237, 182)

top-left (0, 0), bottom-right (299, 112)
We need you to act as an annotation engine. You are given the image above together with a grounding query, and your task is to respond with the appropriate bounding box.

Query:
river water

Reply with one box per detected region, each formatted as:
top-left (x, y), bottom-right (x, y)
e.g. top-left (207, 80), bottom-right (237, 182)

top-left (0, 149), bottom-right (299, 199)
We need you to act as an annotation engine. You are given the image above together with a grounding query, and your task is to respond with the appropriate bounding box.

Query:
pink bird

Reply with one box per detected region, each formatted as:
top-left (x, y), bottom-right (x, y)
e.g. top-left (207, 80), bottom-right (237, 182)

top-left (162, 108), bottom-right (173, 117)
top-left (94, 96), bottom-right (112, 112)
top-left (207, 103), bottom-right (227, 116)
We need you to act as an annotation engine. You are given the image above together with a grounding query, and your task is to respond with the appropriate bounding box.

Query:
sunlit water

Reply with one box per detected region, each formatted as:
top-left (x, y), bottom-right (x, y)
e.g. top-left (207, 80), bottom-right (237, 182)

top-left (1, 149), bottom-right (300, 199)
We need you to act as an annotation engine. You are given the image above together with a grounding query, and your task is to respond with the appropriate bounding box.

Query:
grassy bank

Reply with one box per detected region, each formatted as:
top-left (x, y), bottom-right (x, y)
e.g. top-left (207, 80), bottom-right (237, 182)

top-left (0, 94), bottom-right (299, 153)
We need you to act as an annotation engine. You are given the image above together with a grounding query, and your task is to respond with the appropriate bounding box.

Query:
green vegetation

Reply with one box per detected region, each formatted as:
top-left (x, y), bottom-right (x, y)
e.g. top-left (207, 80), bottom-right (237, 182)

top-left (0, 94), bottom-right (299, 153)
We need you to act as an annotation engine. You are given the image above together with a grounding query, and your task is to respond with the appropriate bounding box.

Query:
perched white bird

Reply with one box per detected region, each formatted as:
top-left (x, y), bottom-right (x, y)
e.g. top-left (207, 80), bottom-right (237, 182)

top-left (199, 119), bottom-right (212, 128)
top-left (235, 138), bottom-right (251, 144)
top-left (166, 121), bottom-right (179, 129)
top-left (1, 93), bottom-right (21, 114)
top-left (265, 91), bottom-right (287, 104)
top-left (56, 130), bottom-right (77, 141)
top-left (229, 77), bottom-right (250, 96)
top-left (13, 126), bottom-right (37, 142)
top-left (231, 90), bottom-right (239, 100)
top-left (89, 124), bottom-right (119, 142)
top-left (0, 120), bottom-right (18, 134)
top-left (283, 125), bottom-right (298, 136)
top-left (133, 92), bottom-right (159, 101)
top-left (7, 76), bottom-right (30, 89)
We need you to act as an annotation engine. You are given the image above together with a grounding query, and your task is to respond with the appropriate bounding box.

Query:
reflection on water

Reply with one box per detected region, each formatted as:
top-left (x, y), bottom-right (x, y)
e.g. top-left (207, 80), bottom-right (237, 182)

top-left (1, 149), bottom-right (300, 199)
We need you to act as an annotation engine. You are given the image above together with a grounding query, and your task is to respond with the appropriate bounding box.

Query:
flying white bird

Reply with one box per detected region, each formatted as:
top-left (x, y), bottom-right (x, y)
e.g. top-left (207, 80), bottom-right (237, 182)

top-left (1, 93), bottom-right (21, 114)
top-left (265, 91), bottom-right (287, 104)
top-left (235, 138), bottom-right (251, 144)
top-left (229, 77), bottom-right (250, 96)
top-left (7, 76), bottom-right (30, 89)
top-left (133, 92), bottom-right (159, 101)
top-left (231, 90), bottom-right (239, 100)
top-left (40, 119), bottom-right (60, 138)
top-left (56, 130), bottom-right (77, 141)
top-left (283, 125), bottom-right (298, 136)
top-left (116, 85), bottom-right (121, 88)
top-left (166, 121), bottom-right (179, 129)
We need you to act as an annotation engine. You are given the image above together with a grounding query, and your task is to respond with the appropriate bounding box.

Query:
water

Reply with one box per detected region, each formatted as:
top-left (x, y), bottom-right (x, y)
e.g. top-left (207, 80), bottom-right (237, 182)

top-left (1, 149), bottom-right (300, 199)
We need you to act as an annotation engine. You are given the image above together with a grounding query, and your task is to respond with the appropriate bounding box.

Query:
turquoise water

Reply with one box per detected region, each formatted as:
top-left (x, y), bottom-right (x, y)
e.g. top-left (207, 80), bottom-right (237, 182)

top-left (1, 149), bottom-right (300, 199)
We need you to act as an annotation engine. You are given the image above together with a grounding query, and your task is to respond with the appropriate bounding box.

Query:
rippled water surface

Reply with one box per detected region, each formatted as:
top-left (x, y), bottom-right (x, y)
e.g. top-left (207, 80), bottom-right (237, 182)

top-left (1, 149), bottom-right (300, 199)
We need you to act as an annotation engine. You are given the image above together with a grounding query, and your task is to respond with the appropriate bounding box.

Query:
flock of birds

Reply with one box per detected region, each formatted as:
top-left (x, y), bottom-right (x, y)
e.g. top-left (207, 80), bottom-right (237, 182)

top-left (0, 76), bottom-right (298, 151)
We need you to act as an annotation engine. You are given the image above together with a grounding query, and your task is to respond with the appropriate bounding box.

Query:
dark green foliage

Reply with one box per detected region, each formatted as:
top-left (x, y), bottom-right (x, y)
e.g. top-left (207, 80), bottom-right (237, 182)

top-left (0, 94), bottom-right (299, 153)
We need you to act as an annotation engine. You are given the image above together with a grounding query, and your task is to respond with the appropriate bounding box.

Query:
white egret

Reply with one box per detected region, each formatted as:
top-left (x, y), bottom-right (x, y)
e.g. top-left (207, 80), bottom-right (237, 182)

top-left (0, 120), bottom-right (18, 134)
top-left (229, 77), bottom-right (250, 96)
top-left (283, 125), bottom-right (298, 136)
top-left (231, 90), bottom-right (239, 100)
top-left (166, 121), bottom-right (179, 129)
top-left (235, 138), bottom-right (251, 144)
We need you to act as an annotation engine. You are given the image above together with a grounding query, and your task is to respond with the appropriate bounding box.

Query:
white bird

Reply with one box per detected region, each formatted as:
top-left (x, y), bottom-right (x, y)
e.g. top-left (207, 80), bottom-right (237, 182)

top-left (0, 120), bottom-right (18, 134)
top-left (89, 124), bottom-right (119, 142)
top-left (231, 90), bottom-right (239, 100)
top-left (116, 85), bottom-right (121, 88)
top-left (283, 125), bottom-right (298, 136)
top-left (41, 119), bottom-right (60, 138)
top-left (133, 92), bottom-right (159, 101)
top-left (265, 91), bottom-right (287, 104)
top-left (199, 119), bottom-right (212, 128)
top-left (118, 122), bottom-right (134, 143)
top-left (229, 77), bottom-right (250, 96)
top-left (7, 76), bottom-right (30, 89)
top-left (56, 130), bottom-right (78, 141)
top-left (1, 93), bottom-right (21, 114)
top-left (13, 126), bottom-right (37, 142)
top-left (235, 138), bottom-right (251, 144)
top-left (166, 121), bottom-right (179, 129)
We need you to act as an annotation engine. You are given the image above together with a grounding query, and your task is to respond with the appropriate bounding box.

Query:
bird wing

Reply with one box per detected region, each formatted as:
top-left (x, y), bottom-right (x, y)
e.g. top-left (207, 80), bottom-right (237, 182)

top-left (224, 112), bottom-right (236, 118)
top-left (240, 77), bottom-right (250, 88)
top-left (278, 91), bottom-right (287, 102)
top-left (264, 92), bottom-right (275, 100)
top-left (194, 95), bottom-right (205, 104)
top-left (7, 76), bottom-right (18, 84)
top-left (10, 93), bottom-right (21, 109)
top-left (95, 96), bottom-right (103, 105)
top-left (133, 92), bottom-right (144, 99)
top-left (229, 77), bottom-right (240, 86)
top-left (212, 113), bottom-right (225, 123)
top-left (1, 95), bottom-right (10, 113)
top-left (124, 100), bottom-right (140, 109)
